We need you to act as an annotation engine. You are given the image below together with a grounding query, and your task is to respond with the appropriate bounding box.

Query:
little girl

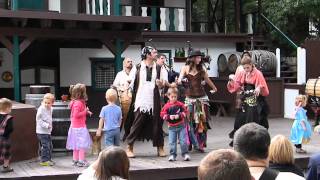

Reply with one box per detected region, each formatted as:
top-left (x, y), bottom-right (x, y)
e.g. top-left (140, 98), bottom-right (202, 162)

top-left (67, 83), bottom-right (93, 167)
top-left (290, 94), bottom-right (312, 153)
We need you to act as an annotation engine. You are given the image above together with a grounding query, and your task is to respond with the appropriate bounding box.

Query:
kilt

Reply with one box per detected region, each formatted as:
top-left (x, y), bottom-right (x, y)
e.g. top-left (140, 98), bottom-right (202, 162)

top-left (0, 136), bottom-right (11, 162)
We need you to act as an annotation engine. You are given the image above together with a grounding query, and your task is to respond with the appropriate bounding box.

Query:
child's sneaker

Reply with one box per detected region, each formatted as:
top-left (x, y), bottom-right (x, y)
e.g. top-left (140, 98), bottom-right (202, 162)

top-left (48, 160), bottom-right (55, 166)
top-left (77, 160), bottom-right (90, 167)
top-left (39, 161), bottom-right (54, 166)
top-left (168, 155), bottom-right (176, 162)
top-left (183, 154), bottom-right (191, 161)
top-left (72, 160), bottom-right (78, 166)
top-left (1, 166), bottom-right (13, 173)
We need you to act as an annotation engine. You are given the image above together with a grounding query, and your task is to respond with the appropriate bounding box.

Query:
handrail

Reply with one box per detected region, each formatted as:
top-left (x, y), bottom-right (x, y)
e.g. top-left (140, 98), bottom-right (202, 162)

top-left (260, 13), bottom-right (298, 49)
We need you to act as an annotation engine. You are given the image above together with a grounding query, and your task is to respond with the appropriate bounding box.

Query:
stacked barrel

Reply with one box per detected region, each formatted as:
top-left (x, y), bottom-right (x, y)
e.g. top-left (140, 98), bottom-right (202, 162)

top-left (217, 50), bottom-right (277, 77)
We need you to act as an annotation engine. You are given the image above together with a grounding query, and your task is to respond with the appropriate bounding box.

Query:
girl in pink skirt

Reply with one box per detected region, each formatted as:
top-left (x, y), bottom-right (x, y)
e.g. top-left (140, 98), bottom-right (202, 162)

top-left (67, 83), bottom-right (92, 167)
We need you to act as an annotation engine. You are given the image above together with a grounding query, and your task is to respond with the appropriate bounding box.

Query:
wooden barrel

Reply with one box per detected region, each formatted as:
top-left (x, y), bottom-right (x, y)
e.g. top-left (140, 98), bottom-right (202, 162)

top-left (227, 53), bottom-right (242, 73)
top-left (250, 50), bottom-right (277, 76)
top-left (306, 79), bottom-right (320, 97)
top-left (217, 53), bottom-right (230, 73)
top-left (30, 85), bottom-right (51, 94)
top-left (51, 101), bottom-right (71, 152)
top-left (25, 85), bottom-right (51, 109)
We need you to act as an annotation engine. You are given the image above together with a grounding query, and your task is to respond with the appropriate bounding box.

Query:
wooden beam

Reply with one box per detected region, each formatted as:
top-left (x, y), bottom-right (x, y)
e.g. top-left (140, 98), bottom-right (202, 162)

top-left (0, 27), bottom-right (140, 40)
top-left (0, 35), bottom-right (13, 54)
top-left (19, 38), bottom-right (34, 54)
top-left (101, 39), bottom-right (116, 55)
top-left (0, 9), bottom-right (152, 24)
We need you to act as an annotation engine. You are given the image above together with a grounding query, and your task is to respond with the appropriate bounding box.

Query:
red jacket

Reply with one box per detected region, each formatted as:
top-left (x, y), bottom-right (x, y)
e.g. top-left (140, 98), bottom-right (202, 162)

top-left (160, 101), bottom-right (187, 127)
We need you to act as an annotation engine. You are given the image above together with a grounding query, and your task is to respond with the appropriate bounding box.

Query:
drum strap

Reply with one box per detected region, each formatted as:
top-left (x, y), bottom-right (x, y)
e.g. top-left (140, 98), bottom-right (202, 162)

top-left (314, 79), bottom-right (319, 96)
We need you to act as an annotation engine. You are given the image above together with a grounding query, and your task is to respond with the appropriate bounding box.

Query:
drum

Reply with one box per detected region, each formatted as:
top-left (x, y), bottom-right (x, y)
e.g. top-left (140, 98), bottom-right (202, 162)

top-left (89, 129), bottom-right (102, 155)
top-left (118, 89), bottom-right (132, 128)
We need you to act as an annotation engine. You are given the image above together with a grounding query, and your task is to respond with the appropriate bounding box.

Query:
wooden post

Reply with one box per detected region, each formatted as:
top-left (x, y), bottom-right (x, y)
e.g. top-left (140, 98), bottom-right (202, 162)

top-left (115, 39), bottom-right (123, 73)
top-left (169, 7), bottom-right (175, 31)
top-left (151, 7), bottom-right (157, 31)
top-left (235, 0), bottom-right (240, 33)
top-left (13, 36), bottom-right (21, 101)
top-left (113, 0), bottom-right (120, 16)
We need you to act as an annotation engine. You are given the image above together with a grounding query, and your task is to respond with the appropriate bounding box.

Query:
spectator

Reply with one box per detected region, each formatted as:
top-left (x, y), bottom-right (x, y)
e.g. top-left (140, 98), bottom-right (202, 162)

top-left (269, 134), bottom-right (304, 177)
top-left (198, 149), bottom-right (252, 180)
top-left (233, 123), bottom-right (305, 180)
top-left (78, 146), bottom-right (129, 180)
top-left (306, 153), bottom-right (320, 180)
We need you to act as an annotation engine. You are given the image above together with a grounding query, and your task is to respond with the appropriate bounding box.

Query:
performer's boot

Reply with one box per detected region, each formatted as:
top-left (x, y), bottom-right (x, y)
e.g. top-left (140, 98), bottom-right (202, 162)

top-left (126, 144), bottom-right (135, 158)
top-left (157, 146), bottom-right (166, 157)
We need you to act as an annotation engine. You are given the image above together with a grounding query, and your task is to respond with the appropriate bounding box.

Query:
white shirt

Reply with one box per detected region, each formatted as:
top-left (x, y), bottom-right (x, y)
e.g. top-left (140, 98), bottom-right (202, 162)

top-left (113, 66), bottom-right (136, 91)
top-left (132, 61), bottom-right (168, 113)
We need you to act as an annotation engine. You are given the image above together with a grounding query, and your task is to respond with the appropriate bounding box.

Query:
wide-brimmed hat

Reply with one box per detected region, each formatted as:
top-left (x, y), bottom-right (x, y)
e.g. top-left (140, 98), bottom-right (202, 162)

top-left (188, 49), bottom-right (204, 58)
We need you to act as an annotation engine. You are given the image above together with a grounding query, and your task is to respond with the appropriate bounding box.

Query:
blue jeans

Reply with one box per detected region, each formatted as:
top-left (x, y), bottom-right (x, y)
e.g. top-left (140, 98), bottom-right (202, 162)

top-left (37, 134), bottom-right (53, 162)
top-left (168, 125), bottom-right (188, 157)
top-left (105, 128), bottom-right (120, 146)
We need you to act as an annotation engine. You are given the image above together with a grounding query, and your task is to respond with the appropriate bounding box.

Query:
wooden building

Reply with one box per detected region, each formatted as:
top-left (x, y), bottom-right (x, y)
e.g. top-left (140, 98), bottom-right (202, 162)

top-left (0, 0), bottom-right (299, 119)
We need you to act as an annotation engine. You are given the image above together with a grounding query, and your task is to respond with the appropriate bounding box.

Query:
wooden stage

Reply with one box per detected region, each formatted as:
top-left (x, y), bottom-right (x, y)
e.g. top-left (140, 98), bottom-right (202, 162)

top-left (1, 117), bottom-right (320, 180)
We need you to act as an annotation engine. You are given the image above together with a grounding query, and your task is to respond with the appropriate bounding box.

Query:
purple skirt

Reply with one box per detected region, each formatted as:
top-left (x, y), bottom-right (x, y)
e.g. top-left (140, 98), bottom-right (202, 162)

top-left (66, 127), bottom-right (92, 150)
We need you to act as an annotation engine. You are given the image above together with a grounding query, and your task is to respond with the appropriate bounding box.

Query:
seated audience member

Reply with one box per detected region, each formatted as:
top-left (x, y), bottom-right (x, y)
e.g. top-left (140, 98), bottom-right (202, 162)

top-left (198, 149), bottom-right (253, 180)
top-left (78, 146), bottom-right (129, 180)
top-left (233, 123), bottom-right (305, 180)
top-left (269, 134), bottom-right (304, 177)
top-left (306, 153), bottom-right (320, 180)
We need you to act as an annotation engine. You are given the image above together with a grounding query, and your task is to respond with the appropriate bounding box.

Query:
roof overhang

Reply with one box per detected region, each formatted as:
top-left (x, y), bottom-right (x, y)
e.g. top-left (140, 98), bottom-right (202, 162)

top-left (140, 31), bottom-right (248, 43)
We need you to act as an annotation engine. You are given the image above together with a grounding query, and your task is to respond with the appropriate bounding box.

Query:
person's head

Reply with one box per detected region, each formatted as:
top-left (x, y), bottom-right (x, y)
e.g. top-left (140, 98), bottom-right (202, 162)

top-left (42, 93), bottom-right (55, 109)
top-left (295, 94), bottom-right (307, 107)
top-left (141, 46), bottom-right (157, 61)
top-left (95, 146), bottom-right (129, 180)
top-left (123, 57), bottom-right (133, 70)
top-left (156, 53), bottom-right (166, 66)
top-left (69, 83), bottom-right (88, 101)
top-left (198, 149), bottom-right (252, 180)
top-left (241, 51), bottom-right (252, 59)
top-left (269, 134), bottom-right (294, 165)
top-left (105, 88), bottom-right (118, 104)
top-left (233, 123), bottom-right (270, 161)
top-left (0, 98), bottom-right (12, 114)
top-left (240, 56), bottom-right (254, 73)
top-left (187, 49), bottom-right (204, 72)
top-left (166, 87), bottom-right (178, 103)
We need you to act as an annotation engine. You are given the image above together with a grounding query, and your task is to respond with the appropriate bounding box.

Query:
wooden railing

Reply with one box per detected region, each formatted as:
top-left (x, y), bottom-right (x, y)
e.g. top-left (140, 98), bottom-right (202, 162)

top-left (121, 5), bottom-right (186, 32)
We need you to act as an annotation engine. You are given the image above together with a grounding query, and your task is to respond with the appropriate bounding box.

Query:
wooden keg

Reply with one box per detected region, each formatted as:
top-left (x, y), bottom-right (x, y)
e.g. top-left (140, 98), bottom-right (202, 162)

top-left (227, 53), bottom-right (242, 73)
top-left (306, 79), bottom-right (320, 97)
top-left (51, 101), bottom-right (71, 152)
top-left (25, 85), bottom-right (51, 108)
top-left (250, 50), bottom-right (277, 76)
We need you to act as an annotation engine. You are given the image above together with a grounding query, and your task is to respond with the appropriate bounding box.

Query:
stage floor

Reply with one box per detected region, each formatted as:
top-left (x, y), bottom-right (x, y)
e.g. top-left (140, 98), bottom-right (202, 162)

top-left (2, 117), bottom-right (320, 180)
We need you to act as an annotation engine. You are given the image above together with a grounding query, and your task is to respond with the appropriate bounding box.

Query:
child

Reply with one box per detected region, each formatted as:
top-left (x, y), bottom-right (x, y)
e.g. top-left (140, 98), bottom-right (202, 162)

top-left (67, 83), bottom-right (93, 167)
top-left (160, 87), bottom-right (190, 161)
top-left (290, 94), bottom-right (312, 153)
top-left (77, 146), bottom-right (129, 180)
top-left (0, 98), bottom-right (14, 173)
top-left (36, 93), bottom-right (55, 166)
top-left (96, 89), bottom-right (122, 147)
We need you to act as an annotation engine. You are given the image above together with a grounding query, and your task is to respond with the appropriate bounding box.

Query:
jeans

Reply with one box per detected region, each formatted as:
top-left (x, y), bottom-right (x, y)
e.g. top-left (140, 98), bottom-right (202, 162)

top-left (37, 134), bottom-right (53, 162)
top-left (105, 128), bottom-right (120, 146)
top-left (168, 124), bottom-right (188, 157)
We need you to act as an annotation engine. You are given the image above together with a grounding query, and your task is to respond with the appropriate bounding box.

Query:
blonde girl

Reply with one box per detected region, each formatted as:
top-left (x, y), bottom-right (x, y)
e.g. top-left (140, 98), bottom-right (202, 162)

top-left (290, 95), bottom-right (312, 153)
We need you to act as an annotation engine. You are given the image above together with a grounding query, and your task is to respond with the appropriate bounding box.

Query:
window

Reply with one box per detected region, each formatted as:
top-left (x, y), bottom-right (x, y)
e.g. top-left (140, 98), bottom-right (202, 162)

top-left (91, 58), bottom-right (115, 90)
